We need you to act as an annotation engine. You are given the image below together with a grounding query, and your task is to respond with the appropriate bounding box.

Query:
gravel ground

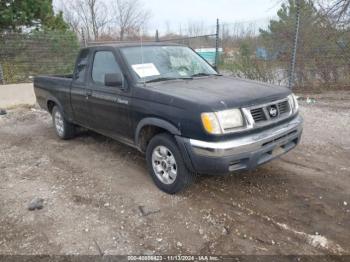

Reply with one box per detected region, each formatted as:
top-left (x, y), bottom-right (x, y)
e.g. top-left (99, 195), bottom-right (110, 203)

top-left (0, 91), bottom-right (349, 256)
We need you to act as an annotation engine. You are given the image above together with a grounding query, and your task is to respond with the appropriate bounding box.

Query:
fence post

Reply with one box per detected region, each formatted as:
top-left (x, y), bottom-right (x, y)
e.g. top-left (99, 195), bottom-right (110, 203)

top-left (288, 0), bottom-right (301, 89)
top-left (0, 63), bottom-right (4, 85)
top-left (155, 30), bottom-right (159, 42)
top-left (215, 18), bottom-right (220, 72)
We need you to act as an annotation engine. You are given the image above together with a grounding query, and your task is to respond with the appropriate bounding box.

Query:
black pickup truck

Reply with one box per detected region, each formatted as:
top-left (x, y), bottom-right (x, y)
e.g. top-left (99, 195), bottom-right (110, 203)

top-left (34, 43), bottom-right (303, 194)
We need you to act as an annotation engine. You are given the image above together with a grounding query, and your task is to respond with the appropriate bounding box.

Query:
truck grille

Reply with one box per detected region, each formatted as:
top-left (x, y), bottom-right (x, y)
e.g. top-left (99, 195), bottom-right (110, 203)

top-left (249, 98), bottom-right (291, 124)
top-left (278, 100), bottom-right (290, 114)
top-left (250, 108), bottom-right (267, 123)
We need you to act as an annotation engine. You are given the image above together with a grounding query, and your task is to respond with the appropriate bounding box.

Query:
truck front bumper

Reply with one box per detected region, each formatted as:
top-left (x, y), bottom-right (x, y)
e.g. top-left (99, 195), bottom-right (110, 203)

top-left (176, 115), bottom-right (303, 174)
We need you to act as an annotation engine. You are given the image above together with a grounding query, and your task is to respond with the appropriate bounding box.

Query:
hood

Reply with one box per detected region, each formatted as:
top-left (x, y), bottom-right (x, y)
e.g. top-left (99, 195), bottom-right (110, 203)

top-left (146, 76), bottom-right (291, 111)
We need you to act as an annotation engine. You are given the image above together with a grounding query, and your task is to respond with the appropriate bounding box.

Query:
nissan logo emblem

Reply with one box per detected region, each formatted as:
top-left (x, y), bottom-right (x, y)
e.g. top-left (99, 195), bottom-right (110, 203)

top-left (268, 105), bottom-right (278, 118)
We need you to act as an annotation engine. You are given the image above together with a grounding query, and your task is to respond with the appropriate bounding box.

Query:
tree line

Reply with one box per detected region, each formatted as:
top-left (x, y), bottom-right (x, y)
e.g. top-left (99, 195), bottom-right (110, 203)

top-left (0, 0), bottom-right (349, 89)
top-left (220, 0), bottom-right (350, 89)
top-left (57, 0), bottom-right (151, 41)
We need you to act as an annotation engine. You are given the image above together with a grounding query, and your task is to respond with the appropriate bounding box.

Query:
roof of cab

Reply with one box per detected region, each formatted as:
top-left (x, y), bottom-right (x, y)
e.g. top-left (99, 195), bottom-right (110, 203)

top-left (86, 41), bottom-right (183, 49)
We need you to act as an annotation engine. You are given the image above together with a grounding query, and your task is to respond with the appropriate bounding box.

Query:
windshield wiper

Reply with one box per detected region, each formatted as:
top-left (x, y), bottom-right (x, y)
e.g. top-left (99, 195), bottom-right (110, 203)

top-left (145, 77), bottom-right (192, 83)
top-left (191, 73), bottom-right (219, 77)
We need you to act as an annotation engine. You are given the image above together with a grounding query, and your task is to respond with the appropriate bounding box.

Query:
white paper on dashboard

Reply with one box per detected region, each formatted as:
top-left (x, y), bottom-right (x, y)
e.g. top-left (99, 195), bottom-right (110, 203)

top-left (131, 63), bottom-right (160, 78)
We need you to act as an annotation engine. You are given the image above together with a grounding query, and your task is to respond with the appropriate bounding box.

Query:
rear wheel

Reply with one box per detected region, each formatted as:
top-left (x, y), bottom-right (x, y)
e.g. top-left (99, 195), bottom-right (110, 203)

top-left (146, 133), bottom-right (195, 194)
top-left (52, 106), bottom-right (75, 139)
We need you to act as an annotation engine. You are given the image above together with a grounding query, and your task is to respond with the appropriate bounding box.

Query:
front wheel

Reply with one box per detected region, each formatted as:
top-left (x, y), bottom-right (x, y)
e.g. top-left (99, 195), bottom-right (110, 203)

top-left (146, 133), bottom-right (195, 194)
top-left (52, 106), bottom-right (75, 139)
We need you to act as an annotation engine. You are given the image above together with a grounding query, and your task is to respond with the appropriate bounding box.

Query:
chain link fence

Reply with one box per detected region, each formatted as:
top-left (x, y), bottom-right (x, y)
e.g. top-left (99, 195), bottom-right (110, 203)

top-left (1, 10), bottom-right (349, 90)
top-left (149, 19), bottom-right (293, 86)
top-left (0, 31), bottom-right (80, 84)
top-left (218, 20), bottom-right (292, 86)
top-left (158, 18), bottom-right (349, 90)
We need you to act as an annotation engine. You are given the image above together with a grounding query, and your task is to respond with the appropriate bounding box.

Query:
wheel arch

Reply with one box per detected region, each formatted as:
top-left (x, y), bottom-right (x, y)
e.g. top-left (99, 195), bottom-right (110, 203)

top-left (135, 117), bottom-right (181, 152)
top-left (46, 97), bottom-right (63, 114)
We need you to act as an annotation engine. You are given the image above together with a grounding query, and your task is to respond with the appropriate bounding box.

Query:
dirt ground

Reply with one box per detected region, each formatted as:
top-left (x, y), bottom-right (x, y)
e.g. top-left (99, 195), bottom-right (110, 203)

top-left (0, 91), bottom-right (349, 256)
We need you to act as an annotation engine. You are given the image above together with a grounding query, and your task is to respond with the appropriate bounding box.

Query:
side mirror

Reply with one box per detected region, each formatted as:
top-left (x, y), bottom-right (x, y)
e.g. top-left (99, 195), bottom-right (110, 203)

top-left (105, 73), bottom-right (123, 88)
top-left (77, 59), bottom-right (88, 68)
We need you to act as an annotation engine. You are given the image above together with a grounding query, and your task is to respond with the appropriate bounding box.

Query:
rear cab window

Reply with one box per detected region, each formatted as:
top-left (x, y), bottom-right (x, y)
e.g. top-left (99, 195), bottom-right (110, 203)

top-left (74, 49), bottom-right (90, 82)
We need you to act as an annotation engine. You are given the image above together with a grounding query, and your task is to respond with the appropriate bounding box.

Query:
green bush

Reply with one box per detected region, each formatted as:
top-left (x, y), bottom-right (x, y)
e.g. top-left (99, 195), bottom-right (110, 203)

top-left (0, 30), bottom-right (80, 83)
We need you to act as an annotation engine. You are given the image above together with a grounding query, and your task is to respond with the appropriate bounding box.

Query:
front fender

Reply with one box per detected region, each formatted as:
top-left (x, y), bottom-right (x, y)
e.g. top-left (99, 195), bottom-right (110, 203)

top-left (134, 117), bottom-right (181, 146)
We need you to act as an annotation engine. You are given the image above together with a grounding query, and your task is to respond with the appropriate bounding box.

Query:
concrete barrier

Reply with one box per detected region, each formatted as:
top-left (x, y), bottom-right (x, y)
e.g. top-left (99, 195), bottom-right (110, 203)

top-left (0, 83), bottom-right (36, 108)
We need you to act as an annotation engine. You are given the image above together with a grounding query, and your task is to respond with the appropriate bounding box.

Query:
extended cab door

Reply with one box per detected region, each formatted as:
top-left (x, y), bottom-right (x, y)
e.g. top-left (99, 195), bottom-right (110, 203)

top-left (70, 48), bottom-right (93, 127)
top-left (87, 48), bottom-right (132, 140)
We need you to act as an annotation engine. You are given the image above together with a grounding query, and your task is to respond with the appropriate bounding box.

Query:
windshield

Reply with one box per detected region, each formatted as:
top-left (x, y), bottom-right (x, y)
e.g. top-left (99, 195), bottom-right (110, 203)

top-left (120, 45), bottom-right (217, 82)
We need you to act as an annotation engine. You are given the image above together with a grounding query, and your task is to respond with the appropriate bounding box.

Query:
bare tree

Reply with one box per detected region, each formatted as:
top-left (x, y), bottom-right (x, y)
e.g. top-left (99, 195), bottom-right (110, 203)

top-left (59, 1), bottom-right (81, 36)
top-left (324, 0), bottom-right (350, 26)
top-left (187, 21), bottom-right (206, 36)
top-left (316, 0), bottom-right (350, 26)
top-left (58, 0), bottom-right (109, 40)
top-left (113, 0), bottom-right (151, 41)
top-left (165, 21), bottom-right (172, 35)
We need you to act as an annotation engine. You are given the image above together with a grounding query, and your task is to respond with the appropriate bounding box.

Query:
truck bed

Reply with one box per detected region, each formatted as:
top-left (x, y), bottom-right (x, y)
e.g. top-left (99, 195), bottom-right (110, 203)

top-left (34, 74), bottom-right (73, 113)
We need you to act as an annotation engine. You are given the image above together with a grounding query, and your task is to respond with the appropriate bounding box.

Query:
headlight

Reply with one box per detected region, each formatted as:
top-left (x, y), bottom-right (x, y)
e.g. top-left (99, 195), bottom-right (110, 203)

top-left (201, 109), bottom-right (244, 135)
top-left (201, 112), bottom-right (221, 134)
top-left (288, 93), bottom-right (299, 113)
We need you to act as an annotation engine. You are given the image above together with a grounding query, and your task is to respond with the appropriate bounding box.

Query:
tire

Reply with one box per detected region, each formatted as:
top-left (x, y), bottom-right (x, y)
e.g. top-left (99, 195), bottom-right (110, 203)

top-left (146, 133), bottom-right (195, 194)
top-left (52, 106), bottom-right (75, 139)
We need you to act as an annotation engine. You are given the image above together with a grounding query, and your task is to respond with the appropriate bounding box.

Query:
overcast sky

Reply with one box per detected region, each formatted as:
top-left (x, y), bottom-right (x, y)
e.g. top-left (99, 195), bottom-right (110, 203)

top-left (144, 0), bottom-right (280, 32)
top-left (54, 0), bottom-right (281, 33)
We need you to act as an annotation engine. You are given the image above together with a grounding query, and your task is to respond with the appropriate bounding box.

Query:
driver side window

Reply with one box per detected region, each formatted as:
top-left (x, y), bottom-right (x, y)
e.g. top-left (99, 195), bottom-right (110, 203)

top-left (92, 51), bottom-right (121, 85)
